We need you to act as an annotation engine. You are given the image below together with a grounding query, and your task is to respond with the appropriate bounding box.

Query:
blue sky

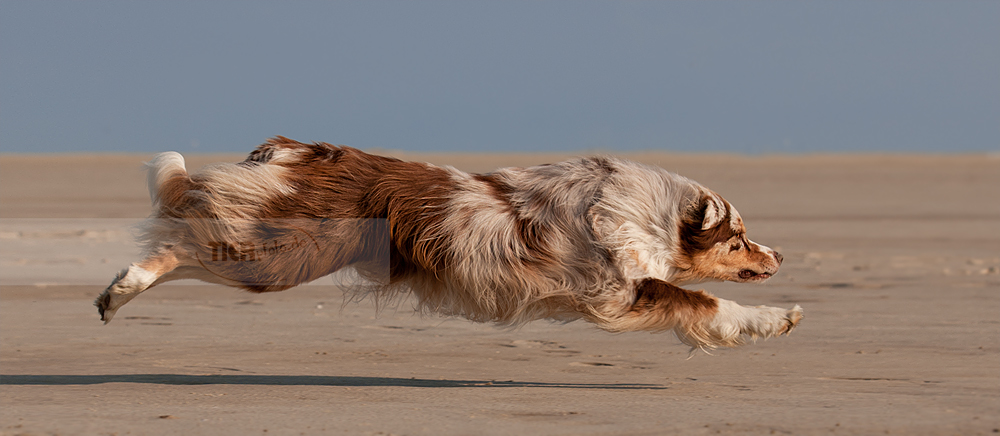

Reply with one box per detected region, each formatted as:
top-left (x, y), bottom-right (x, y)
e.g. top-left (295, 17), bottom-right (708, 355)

top-left (1, 1), bottom-right (997, 154)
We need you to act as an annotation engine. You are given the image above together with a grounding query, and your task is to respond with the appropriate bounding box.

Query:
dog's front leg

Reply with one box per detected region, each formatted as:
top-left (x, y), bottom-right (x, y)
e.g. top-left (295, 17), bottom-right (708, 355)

top-left (611, 278), bottom-right (802, 349)
top-left (693, 299), bottom-right (803, 348)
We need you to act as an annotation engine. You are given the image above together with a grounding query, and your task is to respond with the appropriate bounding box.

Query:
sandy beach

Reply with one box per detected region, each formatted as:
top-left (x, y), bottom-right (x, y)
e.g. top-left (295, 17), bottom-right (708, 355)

top-left (1, 152), bottom-right (998, 435)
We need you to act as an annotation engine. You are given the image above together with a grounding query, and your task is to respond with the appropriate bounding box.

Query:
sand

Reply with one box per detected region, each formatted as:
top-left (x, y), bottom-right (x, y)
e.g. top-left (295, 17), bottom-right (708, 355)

top-left (1, 152), bottom-right (998, 435)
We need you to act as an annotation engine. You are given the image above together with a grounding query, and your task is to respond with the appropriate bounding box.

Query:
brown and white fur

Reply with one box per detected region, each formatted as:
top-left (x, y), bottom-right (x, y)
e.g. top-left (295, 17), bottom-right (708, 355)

top-left (95, 137), bottom-right (802, 349)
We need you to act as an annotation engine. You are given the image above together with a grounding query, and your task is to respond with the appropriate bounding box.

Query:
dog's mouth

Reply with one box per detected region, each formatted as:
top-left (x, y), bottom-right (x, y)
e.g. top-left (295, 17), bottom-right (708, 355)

top-left (738, 270), bottom-right (772, 281)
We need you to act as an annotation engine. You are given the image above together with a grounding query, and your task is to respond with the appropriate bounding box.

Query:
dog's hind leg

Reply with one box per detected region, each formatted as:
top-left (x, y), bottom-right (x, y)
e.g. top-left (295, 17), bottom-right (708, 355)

top-left (94, 252), bottom-right (179, 324)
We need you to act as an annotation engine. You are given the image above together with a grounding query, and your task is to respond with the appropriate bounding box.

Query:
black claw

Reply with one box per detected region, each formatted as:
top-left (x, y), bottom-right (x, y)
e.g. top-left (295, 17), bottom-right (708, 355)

top-left (94, 293), bottom-right (109, 319)
top-left (783, 319), bottom-right (796, 335)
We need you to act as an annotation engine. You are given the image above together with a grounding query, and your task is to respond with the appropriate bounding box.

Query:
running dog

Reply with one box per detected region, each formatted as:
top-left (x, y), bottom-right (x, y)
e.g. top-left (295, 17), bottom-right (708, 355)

top-left (95, 137), bottom-right (802, 349)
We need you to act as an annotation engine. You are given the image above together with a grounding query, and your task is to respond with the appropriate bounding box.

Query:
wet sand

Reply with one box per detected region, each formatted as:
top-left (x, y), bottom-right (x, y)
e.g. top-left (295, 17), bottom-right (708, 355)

top-left (2, 152), bottom-right (998, 435)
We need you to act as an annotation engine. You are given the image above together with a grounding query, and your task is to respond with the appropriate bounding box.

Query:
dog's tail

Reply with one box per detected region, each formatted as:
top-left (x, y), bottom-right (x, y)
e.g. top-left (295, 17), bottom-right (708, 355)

top-left (145, 151), bottom-right (192, 209)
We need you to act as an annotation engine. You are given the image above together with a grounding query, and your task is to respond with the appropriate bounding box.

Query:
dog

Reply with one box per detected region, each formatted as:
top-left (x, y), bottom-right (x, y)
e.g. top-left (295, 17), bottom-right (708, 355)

top-left (95, 137), bottom-right (802, 349)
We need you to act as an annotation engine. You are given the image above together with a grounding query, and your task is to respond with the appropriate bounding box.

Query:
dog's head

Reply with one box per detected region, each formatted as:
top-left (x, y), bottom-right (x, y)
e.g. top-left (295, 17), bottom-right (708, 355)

top-left (672, 191), bottom-right (782, 284)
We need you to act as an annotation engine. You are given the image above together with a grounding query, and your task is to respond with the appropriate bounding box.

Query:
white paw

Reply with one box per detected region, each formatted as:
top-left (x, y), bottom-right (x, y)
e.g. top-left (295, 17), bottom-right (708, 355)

top-left (691, 300), bottom-right (803, 348)
top-left (739, 303), bottom-right (802, 339)
top-left (94, 265), bottom-right (157, 324)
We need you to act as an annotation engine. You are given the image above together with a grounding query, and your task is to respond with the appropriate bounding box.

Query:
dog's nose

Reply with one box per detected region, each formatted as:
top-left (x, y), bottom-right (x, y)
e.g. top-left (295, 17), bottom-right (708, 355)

top-left (774, 251), bottom-right (784, 265)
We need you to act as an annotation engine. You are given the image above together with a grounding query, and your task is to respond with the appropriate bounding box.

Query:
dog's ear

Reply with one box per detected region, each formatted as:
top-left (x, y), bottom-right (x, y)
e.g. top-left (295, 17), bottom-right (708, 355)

top-left (689, 194), bottom-right (727, 230)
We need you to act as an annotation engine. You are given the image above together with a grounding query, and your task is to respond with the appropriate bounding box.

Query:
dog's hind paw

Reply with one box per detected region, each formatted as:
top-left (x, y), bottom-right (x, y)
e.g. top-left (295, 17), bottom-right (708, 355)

top-left (94, 266), bottom-right (148, 325)
top-left (94, 290), bottom-right (118, 324)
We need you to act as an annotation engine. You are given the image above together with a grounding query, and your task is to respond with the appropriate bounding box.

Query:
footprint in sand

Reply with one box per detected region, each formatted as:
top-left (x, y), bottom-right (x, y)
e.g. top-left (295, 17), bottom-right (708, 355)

top-left (569, 361), bottom-right (615, 367)
top-left (504, 340), bottom-right (581, 355)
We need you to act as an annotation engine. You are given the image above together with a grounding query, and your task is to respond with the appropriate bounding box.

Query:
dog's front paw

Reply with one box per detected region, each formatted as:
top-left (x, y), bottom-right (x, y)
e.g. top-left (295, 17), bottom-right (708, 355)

top-left (690, 300), bottom-right (803, 348)
top-left (781, 304), bottom-right (804, 334)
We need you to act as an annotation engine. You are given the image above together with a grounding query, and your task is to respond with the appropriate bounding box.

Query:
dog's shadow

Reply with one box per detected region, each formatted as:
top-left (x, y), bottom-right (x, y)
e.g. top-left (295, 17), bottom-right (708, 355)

top-left (0, 374), bottom-right (666, 390)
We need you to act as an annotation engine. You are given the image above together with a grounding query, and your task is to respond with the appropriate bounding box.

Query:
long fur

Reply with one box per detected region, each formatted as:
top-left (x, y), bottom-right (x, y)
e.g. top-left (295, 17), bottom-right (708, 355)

top-left (96, 137), bottom-right (802, 349)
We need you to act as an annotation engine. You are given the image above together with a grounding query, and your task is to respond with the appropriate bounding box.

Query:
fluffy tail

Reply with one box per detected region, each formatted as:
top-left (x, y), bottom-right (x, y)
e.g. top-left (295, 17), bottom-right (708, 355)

top-left (145, 152), bottom-right (190, 209)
